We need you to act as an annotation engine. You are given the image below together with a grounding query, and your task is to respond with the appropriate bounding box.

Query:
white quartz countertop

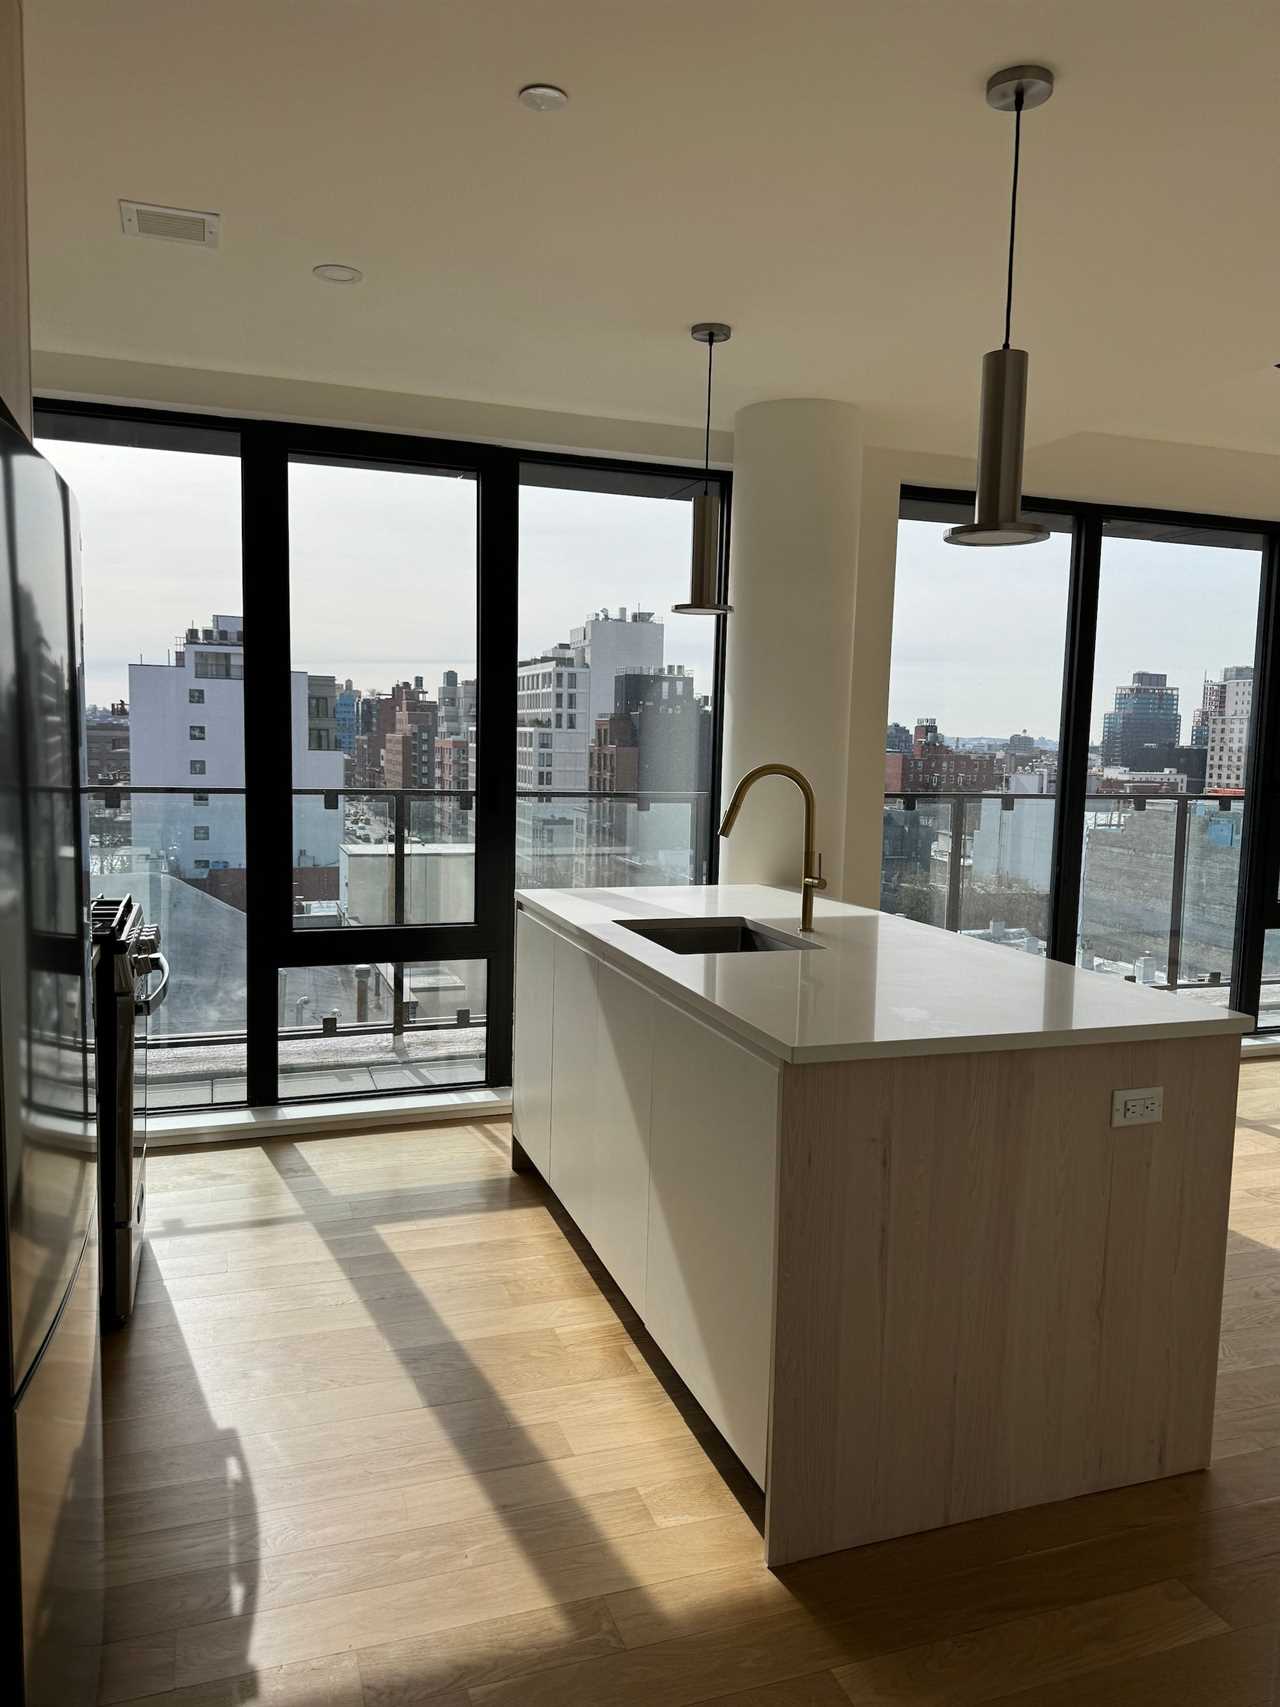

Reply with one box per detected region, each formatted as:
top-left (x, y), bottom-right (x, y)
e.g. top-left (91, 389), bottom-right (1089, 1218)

top-left (516, 884), bottom-right (1253, 1064)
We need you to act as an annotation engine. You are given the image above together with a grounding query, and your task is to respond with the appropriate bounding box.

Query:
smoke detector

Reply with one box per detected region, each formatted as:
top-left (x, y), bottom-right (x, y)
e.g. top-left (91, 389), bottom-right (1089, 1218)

top-left (119, 200), bottom-right (220, 247)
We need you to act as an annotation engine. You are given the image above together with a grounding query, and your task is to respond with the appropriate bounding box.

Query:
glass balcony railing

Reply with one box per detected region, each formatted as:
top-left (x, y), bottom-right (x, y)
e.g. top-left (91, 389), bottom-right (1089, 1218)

top-left (515, 790), bottom-right (712, 890)
top-left (87, 786), bottom-right (249, 1110)
top-left (882, 790), bottom-right (1246, 1004)
top-left (291, 787), bottom-right (476, 928)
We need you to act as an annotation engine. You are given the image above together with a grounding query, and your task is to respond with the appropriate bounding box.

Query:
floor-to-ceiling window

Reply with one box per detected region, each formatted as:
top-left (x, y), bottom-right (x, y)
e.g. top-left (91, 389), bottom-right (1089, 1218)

top-left (35, 416), bottom-right (249, 1110)
top-left (883, 488), bottom-right (1279, 1025)
top-left (36, 406), bottom-right (730, 1110)
top-left (884, 505), bottom-right (1071, 950)
top-left (1077, 520), bottom-right (1262, 996)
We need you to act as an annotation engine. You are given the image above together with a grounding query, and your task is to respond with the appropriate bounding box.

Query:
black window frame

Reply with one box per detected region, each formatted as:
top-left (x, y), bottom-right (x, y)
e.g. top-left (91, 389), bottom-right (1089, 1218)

top-left (897, 485), bottom-right (1280, 1023)
top-left (36, 398), bottom-right (732, 1109)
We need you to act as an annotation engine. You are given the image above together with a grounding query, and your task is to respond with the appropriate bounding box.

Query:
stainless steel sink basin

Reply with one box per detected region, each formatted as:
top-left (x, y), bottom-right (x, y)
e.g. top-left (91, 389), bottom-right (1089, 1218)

top-left (617, 916), bottom-right (823, 955)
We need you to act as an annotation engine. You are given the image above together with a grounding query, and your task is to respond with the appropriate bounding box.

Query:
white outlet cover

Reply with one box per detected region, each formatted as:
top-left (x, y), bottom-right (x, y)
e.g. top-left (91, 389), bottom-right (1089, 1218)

top-left (1111, 1086), bottom-right (1164, 1128)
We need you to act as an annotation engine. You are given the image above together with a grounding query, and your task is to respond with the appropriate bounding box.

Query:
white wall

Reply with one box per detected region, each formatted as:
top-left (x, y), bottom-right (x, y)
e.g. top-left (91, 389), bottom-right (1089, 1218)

top-left (0, 0), bottom-right (30, 433)
top-left (720, 400), bottom-right (861, 892)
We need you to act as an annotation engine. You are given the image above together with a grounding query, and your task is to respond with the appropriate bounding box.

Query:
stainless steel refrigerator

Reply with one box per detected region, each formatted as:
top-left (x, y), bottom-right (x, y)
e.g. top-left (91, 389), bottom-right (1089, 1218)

top-left (0, 402), bottom-right (102, 1706)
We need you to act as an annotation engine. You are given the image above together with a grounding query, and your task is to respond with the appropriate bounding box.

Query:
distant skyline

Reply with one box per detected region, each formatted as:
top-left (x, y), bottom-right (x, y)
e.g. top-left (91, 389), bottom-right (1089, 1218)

top-left (888, 520), bottom-right (1260, 747)
top-left (38, 440), bottom-right (712, 713)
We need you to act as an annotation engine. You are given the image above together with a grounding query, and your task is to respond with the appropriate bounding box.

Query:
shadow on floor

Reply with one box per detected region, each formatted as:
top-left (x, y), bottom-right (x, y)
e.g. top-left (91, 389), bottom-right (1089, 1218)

top-left (101, 1118), bottom-right (765, 1701)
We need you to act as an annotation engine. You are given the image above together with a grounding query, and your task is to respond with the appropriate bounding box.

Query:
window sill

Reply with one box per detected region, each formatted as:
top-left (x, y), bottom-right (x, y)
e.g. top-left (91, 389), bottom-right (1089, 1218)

top-left (146, 1085), bottom-right (512, 1147)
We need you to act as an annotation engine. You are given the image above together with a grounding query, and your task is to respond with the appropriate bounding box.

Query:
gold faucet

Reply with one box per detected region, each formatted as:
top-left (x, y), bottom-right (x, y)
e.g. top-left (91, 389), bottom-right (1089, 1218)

top-left (718, 763), bottom-right (828, 932)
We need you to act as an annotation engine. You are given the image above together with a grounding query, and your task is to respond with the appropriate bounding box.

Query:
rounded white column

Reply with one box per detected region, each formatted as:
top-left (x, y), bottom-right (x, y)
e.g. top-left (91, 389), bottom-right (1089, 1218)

top-left (719, 399), bottom-right (862, 895)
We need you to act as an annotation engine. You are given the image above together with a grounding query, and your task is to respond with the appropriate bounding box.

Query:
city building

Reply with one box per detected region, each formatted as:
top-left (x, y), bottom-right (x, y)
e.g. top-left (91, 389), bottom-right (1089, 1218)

top-left (129, 615), bottom-right (344, 883)
top-left (1099, 765), bottom-right (1189, 796)
top-left (1204, 666), bottom-right (1254, 790)
top-left (382, 687), bottom-right (438, 790)
top-left (885, 721), bottom-right (913, 755)
top-left (437, 669), bottom-right (477, 739)
top-left (334, 681), bottom-right (359, 755)
top-left (306, 675), bottom-right (339, 751)
top-left (589, 667), bottom-right (711, 794)
top-left (1100, 671), bottom-right (1181, 769)
top-left (516, 645), bottom-right (587, 791)
top-left (515, 608), bottom-right (669, 796)
top-left (569, 608), bottom-right (664, 733)
top-left (884, 719), bottom-right (1000, 794)
top-left (85, 701), bottom-right (130, 782)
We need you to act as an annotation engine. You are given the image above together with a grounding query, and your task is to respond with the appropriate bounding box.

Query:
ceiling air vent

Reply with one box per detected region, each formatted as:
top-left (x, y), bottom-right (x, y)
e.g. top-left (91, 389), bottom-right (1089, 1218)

top-left (119, 200), bottom-right (220, 247)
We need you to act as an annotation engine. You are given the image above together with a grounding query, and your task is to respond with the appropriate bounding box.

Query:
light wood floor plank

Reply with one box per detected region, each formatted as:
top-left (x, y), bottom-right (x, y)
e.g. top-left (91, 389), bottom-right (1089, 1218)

top-left (354, 1598), bottom-right (625, 1703)
top-left (172, 1513), bottom-right (760, 1688)
top-left (106, 1651), bottom-right (364, 1707)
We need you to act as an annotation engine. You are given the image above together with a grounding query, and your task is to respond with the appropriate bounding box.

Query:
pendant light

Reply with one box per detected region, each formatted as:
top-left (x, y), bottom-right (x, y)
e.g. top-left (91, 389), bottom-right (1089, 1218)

top-left (946, 65), bottom-right (1054, 547)
top-left (674, 322), bottom-right (733, 613)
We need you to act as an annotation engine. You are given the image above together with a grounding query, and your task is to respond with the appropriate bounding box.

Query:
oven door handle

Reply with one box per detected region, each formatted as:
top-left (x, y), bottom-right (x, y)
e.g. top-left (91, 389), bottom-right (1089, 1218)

top-left (136, 953), bottom-right (170, 1016)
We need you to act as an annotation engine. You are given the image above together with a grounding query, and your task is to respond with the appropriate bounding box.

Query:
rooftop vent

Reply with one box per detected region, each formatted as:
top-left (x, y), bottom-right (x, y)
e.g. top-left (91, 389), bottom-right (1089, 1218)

top-left (120, 200), bottom-right (220, 248)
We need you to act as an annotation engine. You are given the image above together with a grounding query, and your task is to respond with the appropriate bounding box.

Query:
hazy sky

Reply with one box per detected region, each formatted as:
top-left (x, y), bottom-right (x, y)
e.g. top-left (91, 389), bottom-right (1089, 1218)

top-left (36, 440), bottom-right (712, 711)
top-left (888, 519), bottom-right (1261, 745)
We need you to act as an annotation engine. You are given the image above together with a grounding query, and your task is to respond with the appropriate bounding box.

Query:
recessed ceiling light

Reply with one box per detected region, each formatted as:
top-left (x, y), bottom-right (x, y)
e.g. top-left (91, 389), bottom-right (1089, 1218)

top-left (312, 263), bottom-right (363, 284)
top-left (518, 83), bottom-right (568, 112)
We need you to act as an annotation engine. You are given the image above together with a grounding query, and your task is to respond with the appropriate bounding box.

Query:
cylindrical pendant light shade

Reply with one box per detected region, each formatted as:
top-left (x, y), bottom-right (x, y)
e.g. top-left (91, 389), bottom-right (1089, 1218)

top-left (945, 347), bottom-right (1048, 546)
top-left (674, 489), bottom-right (733, 613)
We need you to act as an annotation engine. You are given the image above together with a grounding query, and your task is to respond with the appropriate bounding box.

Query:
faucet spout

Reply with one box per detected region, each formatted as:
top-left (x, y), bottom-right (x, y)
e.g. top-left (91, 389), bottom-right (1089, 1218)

top-left (718, 763), bottom-right (827, 932)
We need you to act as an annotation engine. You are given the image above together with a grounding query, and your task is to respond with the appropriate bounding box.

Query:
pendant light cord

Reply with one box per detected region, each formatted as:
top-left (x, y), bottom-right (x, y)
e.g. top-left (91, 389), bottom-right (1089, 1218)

top-left (1002, 87), bottom-right (1024, 350)
top-left (703, 335), bottom-right (714, 493)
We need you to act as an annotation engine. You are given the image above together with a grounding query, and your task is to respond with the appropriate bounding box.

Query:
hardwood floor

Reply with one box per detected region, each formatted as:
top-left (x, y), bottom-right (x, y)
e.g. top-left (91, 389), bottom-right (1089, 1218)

top-left (98, 1069), bottom-right (1280, 1705)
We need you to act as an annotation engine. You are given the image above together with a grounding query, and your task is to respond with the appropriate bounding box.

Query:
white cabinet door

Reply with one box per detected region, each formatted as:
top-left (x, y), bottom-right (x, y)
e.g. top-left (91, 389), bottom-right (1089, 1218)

top-left (646, 1003), bottom-right (780, 1486)
top-left (512, 908), bottom-right (554, 1176)
top-left (548, 932), bottom-right (598, 1234)
top-left (592, 962), bottom-right (655, 1313)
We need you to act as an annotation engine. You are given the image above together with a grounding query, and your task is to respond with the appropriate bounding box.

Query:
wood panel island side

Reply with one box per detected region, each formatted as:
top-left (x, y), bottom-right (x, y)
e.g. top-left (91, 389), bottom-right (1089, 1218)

top-left (511, 883), bottom-right (1249, 1566)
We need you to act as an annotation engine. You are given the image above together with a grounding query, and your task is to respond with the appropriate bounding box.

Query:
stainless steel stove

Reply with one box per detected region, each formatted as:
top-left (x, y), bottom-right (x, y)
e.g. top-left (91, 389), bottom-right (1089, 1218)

top-left (91, 894), bottom-right (168, 1327)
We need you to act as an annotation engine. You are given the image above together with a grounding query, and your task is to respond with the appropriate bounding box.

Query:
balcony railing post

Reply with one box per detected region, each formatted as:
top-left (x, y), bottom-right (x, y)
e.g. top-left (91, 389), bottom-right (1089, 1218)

top-left (1167, 795), bottom-right (1189, 991)
top-left (945, 795), bottom-right (966, 933)
top-left (393, 790), bottom-right (406, 925)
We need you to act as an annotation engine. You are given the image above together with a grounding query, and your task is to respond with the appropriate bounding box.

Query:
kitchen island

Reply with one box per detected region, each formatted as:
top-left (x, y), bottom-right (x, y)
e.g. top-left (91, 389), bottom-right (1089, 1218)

top-left (512, 883), bottom-right (1250, 1565)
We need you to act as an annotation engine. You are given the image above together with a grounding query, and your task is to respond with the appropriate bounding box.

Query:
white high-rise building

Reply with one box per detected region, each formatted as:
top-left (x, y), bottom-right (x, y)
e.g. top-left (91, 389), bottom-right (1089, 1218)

top-left (569, 607), bottom-right (664, 733)
top-left (515, 608), bottom-right (667, 796)
top-left (1205, 666), bottom-right (1253, 790)
top-left (515, 644), bottom-right (588, 791)
top-left (129, 614), bottom-right (344, 879)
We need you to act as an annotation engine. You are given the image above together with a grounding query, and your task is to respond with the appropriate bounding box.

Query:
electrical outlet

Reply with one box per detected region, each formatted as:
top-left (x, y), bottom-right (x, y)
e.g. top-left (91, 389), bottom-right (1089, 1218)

top-left (1111, 1086), bottom-right (1164, 1128)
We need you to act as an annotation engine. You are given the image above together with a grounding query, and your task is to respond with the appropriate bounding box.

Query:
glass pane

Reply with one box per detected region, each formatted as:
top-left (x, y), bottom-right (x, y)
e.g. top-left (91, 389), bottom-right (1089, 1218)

top-left (1259, 931), bottom-right (1280, 1030)
top-left (886, 516), bottom-right (1070, 799)
top-left (516, 471), bottom-right (718, 888)
top-left (958, 795), bottom-right (1057, 951)
top-left (35, 432), bottom-right (243, 779)
top-left (290, 790), bottom-right (476, 926)
top-left (87, 789), bottom-right (248, 1108)
top-left (36, 427), bottom-right (246, 1111)
top-left (1079, 797), bottom-right (1178, 980)
top-left (405, 794), bottom-right (474, 924)
top-left (1079, 524), bottom-right (1262, 990)
top-left (287, 458), bottom-right (478, 927)
top-left (515, 794), bottom-right (702, 889)
top-left (277, 961), bottom-right (486, 1099)
top-left (880, 797), bottom-right (952, 927)
top-left (881, 513), bottom-right (1069, 956)
top-left (292, 790), bottom-right (392, 928)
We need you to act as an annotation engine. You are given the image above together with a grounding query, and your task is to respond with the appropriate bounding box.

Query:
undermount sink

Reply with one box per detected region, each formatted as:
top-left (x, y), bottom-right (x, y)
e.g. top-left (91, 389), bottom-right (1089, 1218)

top-left (616, 916), bottom-right (823, 955)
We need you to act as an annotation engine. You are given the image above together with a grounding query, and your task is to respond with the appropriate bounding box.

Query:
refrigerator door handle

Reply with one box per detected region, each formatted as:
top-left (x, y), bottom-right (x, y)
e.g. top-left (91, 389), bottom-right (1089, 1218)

top-left (135, 954), bottom-right (170, 1016)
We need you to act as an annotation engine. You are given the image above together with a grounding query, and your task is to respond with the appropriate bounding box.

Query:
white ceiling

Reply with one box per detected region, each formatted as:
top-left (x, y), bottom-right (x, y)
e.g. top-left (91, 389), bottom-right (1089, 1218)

top-left (22, 0), bottom-right (1280, 456)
